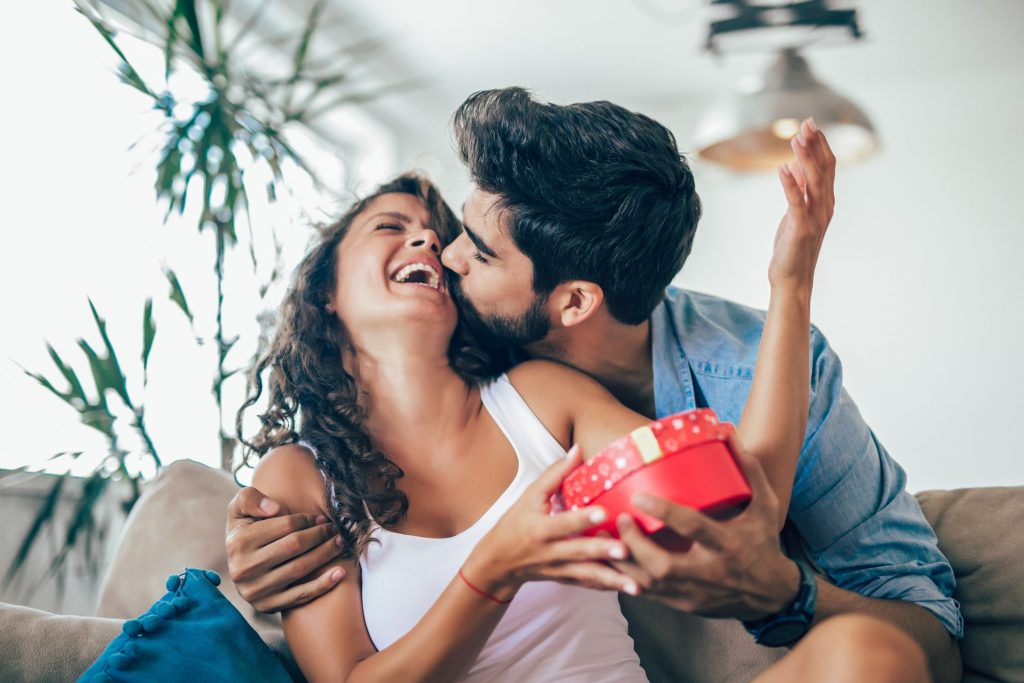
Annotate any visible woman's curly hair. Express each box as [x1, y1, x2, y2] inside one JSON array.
[[237, 173, 510, 559]]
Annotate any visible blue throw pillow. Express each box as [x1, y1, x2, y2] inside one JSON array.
[[78, 568, 293, 682]]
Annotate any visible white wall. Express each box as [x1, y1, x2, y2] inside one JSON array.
[[380, 65, 1024, 494], [659, 64, 1024, 492]]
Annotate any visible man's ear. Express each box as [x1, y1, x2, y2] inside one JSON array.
[[551, 281, 604, 328]]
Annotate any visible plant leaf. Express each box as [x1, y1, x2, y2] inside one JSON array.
[[4, 475, 66, 586], [163, 267, 194, 325], [87, 299, 132, 408], [142, 297, 156, 378]]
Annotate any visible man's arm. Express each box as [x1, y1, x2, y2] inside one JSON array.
[[613, 433, 962, 683]]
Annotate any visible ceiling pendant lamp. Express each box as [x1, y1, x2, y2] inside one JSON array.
[[695, 47, 878, 171]]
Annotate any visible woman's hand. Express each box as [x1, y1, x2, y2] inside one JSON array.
[[462, 445, 638, 601], [768, 118, 837, 295]]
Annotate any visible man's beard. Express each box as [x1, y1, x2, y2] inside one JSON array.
[[448, 273, 550, 349]]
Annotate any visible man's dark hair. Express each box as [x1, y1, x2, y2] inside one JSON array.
[[452, 87, 702, 325]]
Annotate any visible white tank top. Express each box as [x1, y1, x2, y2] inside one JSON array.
[[356, 374, 648, 682]]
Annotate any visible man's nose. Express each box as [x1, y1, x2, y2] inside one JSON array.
[[441, 234, 468, 274], [408, 230, 441, 255]]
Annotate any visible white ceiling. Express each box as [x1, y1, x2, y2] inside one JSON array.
[[324, 0, 1024, 155]]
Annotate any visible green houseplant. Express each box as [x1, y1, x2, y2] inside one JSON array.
[[7, 0, 394, 593]]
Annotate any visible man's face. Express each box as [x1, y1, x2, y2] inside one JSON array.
[[440, 187, 550, 347]]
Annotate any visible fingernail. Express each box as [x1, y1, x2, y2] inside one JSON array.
[[779, 164, 791, 176], [315, 515, 328, 525], [588, 507, 607, 524], [794, 134, 807, 148], [335, 535, 343, 547], [259, 498, 278, 514], [330, 568, 344, 582], [617, 513, 633, 530], [807, 117, 818, 132], [609, 545, 627, 560], [633, 494, 655, 512], [623, 581, 639, 596], [566, 444, 580, 459]]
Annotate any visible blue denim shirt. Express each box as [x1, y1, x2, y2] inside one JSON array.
[[652, 287, 963, 638]]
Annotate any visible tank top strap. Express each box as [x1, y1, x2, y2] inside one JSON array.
[[479, 373, 568, 470]]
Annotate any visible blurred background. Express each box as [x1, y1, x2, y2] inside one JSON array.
[[1, 0, 1021, 614]]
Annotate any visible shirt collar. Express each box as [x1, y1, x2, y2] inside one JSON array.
[[651, 294, 697, 418]]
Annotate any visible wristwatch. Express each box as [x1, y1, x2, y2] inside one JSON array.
[[741, 560, 817, 647]]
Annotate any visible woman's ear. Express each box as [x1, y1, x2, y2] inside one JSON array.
[[553, 281, 604, 328]]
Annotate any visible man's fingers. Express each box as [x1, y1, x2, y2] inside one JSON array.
[[725, 432, 778, 517], [609, 558, 654, 591], [250, 522, 341, 575], [616, 513, 677, 581], [251, 565, 346, 613], [232, 512, 327, 552], [227, 487, 280, 524], [631, 494, 728, 551]]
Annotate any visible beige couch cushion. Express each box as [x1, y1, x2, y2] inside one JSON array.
[[917, 487, 1024, 683], [0, 603, 121, 682], [3, 460, 1021, 683], [95, 459, 301, 680]]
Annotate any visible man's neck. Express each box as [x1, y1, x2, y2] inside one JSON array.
[[527, 316, 656, 418]]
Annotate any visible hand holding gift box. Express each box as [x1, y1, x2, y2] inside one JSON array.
[[555, 409, 751, 550]]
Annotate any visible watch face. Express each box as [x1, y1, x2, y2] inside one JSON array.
[[760, 618, 809, 647]]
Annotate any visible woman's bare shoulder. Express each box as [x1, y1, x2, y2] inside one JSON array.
[[507, 359, 608, 400], [252, 442, 329, 515]]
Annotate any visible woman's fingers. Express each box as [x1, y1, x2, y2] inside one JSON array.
[[530, 444, 582, 505], [791, 133, 823, 206], [539, 561, 640, 594], [778, 164, 806, 212], [544, 536, 629, 564], [543, 505, 609, 539]]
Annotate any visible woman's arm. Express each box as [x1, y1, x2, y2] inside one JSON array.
[[737, 123, 835, 525], [253, 444, 628, 683]]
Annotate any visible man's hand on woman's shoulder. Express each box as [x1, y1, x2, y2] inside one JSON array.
[[226, 480, 347, 613]]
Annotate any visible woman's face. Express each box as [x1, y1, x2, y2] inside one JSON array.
[[329, 192, 457, 347]]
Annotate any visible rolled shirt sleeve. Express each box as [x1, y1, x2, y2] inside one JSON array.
[[789, 327, 964, 638]]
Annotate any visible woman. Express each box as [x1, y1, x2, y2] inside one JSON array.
[[238, 156, 824, 682]]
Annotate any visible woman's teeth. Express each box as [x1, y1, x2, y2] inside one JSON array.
[[391, 263, 441, 290]]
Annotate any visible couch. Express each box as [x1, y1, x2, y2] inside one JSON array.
[[1, 459, 1021, 682]]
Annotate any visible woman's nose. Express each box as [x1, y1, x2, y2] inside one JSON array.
[[408, 230, 441, 254]]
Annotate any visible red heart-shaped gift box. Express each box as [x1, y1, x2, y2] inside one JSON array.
[[555, 409, 751, 549]]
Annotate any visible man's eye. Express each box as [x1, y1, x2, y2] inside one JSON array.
[[472, 251, 488, 264], [376, 223, 403, 231]]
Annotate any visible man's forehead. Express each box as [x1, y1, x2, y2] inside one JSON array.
[[463, 191, 509, 238]]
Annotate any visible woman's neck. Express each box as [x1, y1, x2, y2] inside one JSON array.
[[352, 345, 480, 475]]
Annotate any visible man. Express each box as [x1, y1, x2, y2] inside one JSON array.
[[226, 89, 961, 681]]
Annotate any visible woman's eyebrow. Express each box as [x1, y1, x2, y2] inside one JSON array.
[[363, 211, 412, 225]]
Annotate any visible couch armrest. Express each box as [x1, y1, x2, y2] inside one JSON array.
[[0, 602, 122, 681]]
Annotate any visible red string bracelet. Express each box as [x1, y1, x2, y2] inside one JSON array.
[[458, 567, 513, 605]]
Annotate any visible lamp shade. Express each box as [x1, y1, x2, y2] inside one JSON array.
[[695, 48, 878, 171]]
